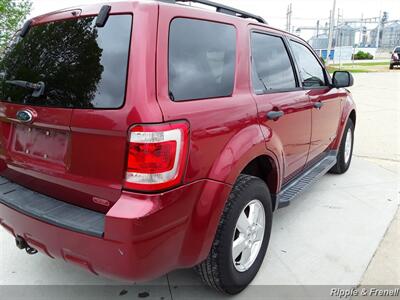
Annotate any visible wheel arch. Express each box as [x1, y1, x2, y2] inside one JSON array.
[[240, 155, 280, 211], [208, 124, 281, 188], [332, 95, 357, 150], [349, 109, 356, 127], [183, 125, 281, 266]]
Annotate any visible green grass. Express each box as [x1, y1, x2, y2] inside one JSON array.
[[342, 61, 389, 67], [327, 68, 371, 74], [326, 60, 391, 73], [327, 65, 371, 73]]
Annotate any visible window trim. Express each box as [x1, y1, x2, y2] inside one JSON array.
[[249, 29, 302, 96], [167, 17, 238, 102], [287, 38, 332, 90]]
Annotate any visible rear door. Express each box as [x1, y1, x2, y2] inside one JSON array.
[[0, 11, 134, 212], [250, 29, 313, 182]]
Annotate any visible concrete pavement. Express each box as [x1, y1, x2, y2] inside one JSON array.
[[361, 209, 400, 285], [350, 72, 400, 172], [350, 72, 400, 288]]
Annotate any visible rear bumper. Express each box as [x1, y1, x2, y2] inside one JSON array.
[[0, 179, 231, 281]]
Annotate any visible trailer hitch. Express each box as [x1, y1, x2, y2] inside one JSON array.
[[15, 236, 38, 255]]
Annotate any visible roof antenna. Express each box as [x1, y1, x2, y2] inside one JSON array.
[[96, 5, 112, 27]]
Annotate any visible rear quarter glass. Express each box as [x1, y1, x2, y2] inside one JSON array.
[[0, 15, 132, 109]]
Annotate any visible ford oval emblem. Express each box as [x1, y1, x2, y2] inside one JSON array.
[[16, 110, 33, 123]]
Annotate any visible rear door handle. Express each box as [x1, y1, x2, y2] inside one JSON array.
[[267, 111, 284, 120], [314, 102, 324, 109]]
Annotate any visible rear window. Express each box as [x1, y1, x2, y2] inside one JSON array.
[[169, 18, 236, 101], [395, 47, 400, 53], [0, 15, 132, 109]]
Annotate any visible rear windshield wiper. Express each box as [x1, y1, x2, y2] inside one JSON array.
[[5, 80, 45, 97]]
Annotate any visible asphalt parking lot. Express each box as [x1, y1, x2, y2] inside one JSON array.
[[0, 72, 399, 300]]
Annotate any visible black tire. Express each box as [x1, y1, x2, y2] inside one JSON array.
[[330, 118, 355, 174], [195, 174, 273, 295], [390, 64, 394, 70]]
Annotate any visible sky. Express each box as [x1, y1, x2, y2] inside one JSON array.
[[28, 0, 400, 40]]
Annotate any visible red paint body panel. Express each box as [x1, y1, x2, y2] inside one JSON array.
[[332, 93, 357, 150], [0, 1, 356, 282], [306, 88, 344, 163], [254, 90, 312, 181]]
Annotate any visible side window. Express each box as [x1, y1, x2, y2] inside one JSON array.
[[251, 32, 297, 93], [289, 41, 326, 88], [169, 18, 236, 101]]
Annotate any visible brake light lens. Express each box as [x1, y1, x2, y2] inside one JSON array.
[[124, 122, 189, 192], [128, 141, 177, 174]]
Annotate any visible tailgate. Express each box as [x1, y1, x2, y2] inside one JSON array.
[[0, 12, 134, 212]]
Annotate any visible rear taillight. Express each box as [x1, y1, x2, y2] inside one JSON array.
[[124, 122, 189, 192]]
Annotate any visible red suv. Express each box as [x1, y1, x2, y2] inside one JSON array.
[[0, 0, 356, 294]]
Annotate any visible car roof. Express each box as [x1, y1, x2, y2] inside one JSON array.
[[29, 0, 304, 42]]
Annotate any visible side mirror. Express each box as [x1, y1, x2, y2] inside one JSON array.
[[333, 71, 354, 88]]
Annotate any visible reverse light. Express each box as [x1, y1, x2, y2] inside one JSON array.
[[124, 122, 189, 192]]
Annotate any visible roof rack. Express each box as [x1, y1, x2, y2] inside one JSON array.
[[159, 0, 267, 24]]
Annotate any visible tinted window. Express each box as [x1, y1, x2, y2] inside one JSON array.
[[0, 15, 132, 109], [290, 41, 326, 88], [251, 33, 296, 93], [169, 18, 236, 101], [395, 47, 400, 53]]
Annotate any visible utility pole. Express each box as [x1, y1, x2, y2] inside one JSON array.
[[375, 11, 382, 49], [316, 20, 321, 57], [337, 9, 343, 68], [359, 14, 364, 46], [286, 3, 292, 33], [286, 5, 289, 31], [326, 0, 337, 65]]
